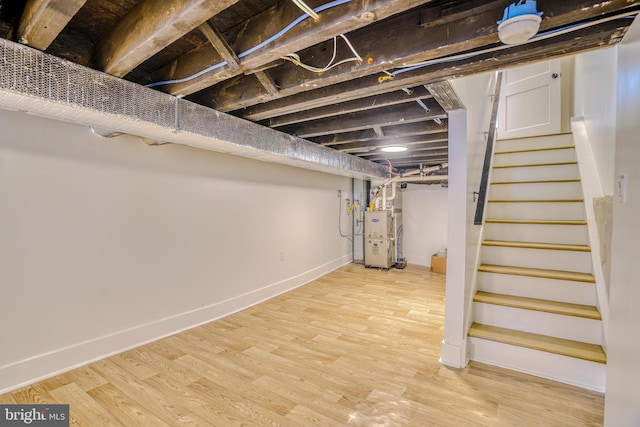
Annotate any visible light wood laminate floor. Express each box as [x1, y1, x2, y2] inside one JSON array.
[[0, 264, 604, 426]]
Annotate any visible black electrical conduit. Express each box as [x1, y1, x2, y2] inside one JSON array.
[[474, 71, 503, 225]]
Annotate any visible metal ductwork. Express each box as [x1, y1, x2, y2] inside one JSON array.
[[0, 38, 388, 180]]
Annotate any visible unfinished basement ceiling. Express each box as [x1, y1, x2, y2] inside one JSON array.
[[0, 0, 638, 173]]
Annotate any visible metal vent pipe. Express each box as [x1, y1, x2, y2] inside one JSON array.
[[0, 38, 388, 180]]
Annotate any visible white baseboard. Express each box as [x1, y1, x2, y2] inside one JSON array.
[[0, 255, 351, 394], [439, 338, 469, 369]]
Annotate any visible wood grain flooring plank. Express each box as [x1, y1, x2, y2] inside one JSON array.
[[48, 382, 122, 427], [10, 382, 57, 405], [188, 377, 299, 427], [144, 373, 254, 426], [37, 375, 72, 393], [127, 348, 202, 386], [110, 350, 160, 381], [88, 359, 208, 426], [62, 366, 109, 392], [170, 329, 227, 355], [0, 393, 17, 404], [174, 354, 298, 416], [0, 264, 603, 425], [87, 383, 170, 427]]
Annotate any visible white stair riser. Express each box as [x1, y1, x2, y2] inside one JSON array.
[[477, 271, 596, 305], [493, 148, 576, 167], [495, 134, 574, 152], [473, 302, 602, 344], [491, 164, 579, 182], [489, 182, 583, 200], [469, 337, 606, 392], [481, 246, 592, 273], [486, 201, 585, 221], [483, 223, 589, 245]]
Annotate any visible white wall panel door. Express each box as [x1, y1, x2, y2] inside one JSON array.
[[498, 59, 562, 139]]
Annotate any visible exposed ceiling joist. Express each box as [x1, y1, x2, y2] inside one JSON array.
[[226, 16, 631, 122], [426, 82, 465, 112], [158, 0, 434, 96], [4, 0, 638, 173], [209, 0, 636, 113], [94, 0, 241, 77], [278, 100, 446, 138], [17, 0, 86, 50], [253, 70, 280, 96], [333, 133, 449, 152], [314, 121, 449, 146], [263, 86, 433, 126], [198, 22, 241, 70]]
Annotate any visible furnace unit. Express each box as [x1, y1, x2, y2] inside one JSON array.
[[364, 210, 393, 269]]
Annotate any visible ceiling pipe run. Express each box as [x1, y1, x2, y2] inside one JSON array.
[[373, 163, 448, 209], [0, 38, 388, 180]]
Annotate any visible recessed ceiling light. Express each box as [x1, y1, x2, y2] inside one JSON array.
[[380, 146, 408, 153]]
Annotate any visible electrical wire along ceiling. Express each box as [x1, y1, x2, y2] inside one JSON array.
[[0, 0, 638, 175]]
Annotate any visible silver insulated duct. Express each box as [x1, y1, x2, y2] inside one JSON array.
[[0, 38, 388, 179]]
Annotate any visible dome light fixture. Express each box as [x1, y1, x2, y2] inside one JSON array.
[[498, 0, 543, 45], [380, 146, 408, 153]]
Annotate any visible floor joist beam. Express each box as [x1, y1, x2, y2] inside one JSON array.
[[154, 0, 434, 96], [17, 0, 87, 50], [94, 0, 240, 77]]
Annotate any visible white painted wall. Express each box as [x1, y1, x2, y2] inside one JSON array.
[[574, 47, 618, 195], [441, 72, 496, 368], [0, 109, 353, 393], [401, 185, 448, 267], [604, 16, 640, 427]]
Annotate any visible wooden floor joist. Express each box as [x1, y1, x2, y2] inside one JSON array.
[[474, 291, 601, 320], [469, 323, 606, 364]]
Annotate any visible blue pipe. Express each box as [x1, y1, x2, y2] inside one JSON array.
[[146, 0, 352, 88]]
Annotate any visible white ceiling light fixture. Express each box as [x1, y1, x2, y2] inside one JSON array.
[[381, 146, 408, 153], [498, 0, 543, 45]]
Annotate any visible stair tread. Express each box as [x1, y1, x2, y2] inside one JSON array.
[[483, 240, 591, 252], [485, 219, 587, 225], [493, 161, 577, 169], [478, 264, 595, 283], [468, 323, 606, 363], [495, 145, 575, 155], [474, 291, 601, 319], [491, 179, 580, 185], [496, 132, 573, 142], [488, 199, 583, 203]]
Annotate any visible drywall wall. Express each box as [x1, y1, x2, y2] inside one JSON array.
[[441, 72, 496, 368], [574, 47, 618, 195], [401, 185, 448, 267], [0, 109, 352, 392], [604, 16, 640, 427]]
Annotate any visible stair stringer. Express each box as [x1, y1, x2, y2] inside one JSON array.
[[572, 117, 610, 351]]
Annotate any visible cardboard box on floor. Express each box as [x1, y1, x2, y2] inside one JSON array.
[[430, 254, 446, 274]]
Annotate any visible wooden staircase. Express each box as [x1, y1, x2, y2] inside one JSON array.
[[468, 133, 606, 391]]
